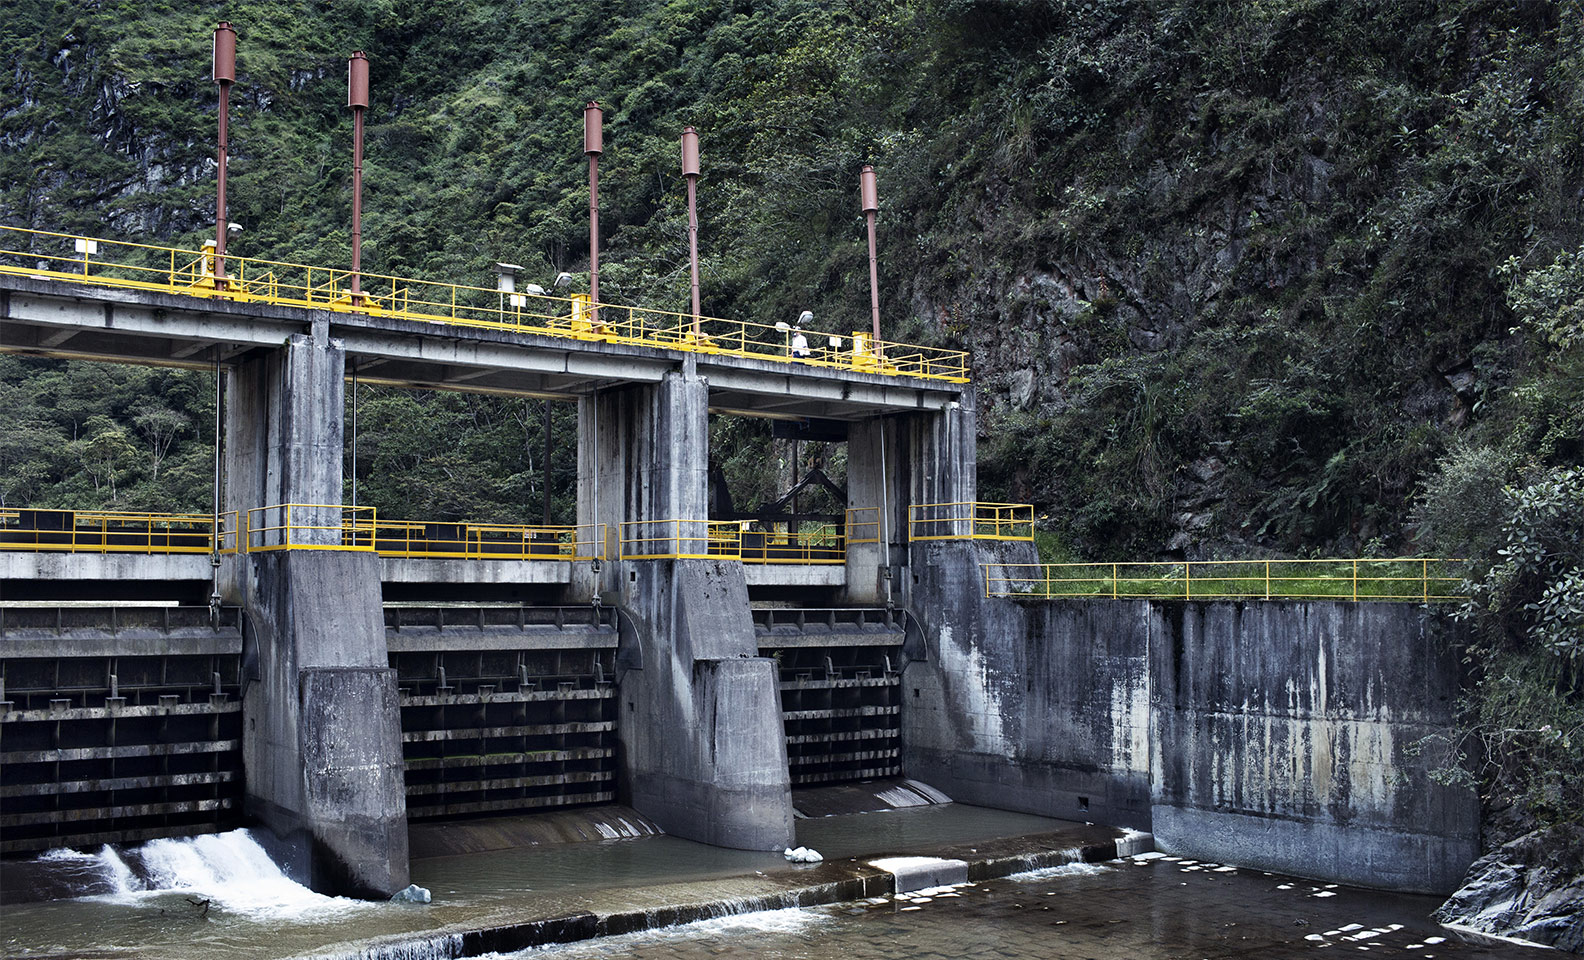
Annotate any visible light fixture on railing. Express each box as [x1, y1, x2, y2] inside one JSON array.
[[522, 272, 573, 297]]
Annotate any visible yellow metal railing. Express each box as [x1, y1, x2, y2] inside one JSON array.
[[0, 508, 216, 554], [738, 522, 846, 565], [620, 519, 742, 560], [844, 507, 881, 546], [983, 559, 1466, 602], [244, 504, 377, 553], [0, 224, 970, 383], [369, 520, 605, 561], [909, 502, 1034, 542]]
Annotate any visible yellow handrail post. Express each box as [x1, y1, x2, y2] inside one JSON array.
[[1352, 558, 1358, 602], [1112, 562, 1118, 600], [1423, 558, 1429, 603], [1185, 561, 1192, 599], [1265, 559, 1271, 600]]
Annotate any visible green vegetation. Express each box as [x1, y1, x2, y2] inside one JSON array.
[[1, 0, 1580, 840]]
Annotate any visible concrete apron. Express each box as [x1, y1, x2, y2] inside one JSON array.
[[331, 826, 1145, 959]]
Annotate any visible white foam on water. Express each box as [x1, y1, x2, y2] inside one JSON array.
[[129, 829, 364, 920], [593, 822, 620, 840], [1006, 862, 1110, 881], [875, 784, 933, 809], [34, 843, 141, 896], [901, 779, 954, 804], [1313, 890, 1338, 898], [484, 906, 832, 957]]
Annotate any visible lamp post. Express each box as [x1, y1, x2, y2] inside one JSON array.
[[584, 102, 603, 326], [348, 51, 370, 305], [681, 126, 701, 337], [861, 164, 880, 343], [212, 22, 236, 289]]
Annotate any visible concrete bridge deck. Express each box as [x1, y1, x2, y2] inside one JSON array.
[[0, 275, 963, 420]]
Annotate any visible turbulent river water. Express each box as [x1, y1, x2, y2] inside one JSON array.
[[0, 805, 1549, 960]]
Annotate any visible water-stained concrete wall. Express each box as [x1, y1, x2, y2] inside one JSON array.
[[902, 565, 1152, 831], [903, 567, 1477, 894], [1149, 601, 1477, 894]]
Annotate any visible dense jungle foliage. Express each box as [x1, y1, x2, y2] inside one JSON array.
[[1, 1, 1580, 839]]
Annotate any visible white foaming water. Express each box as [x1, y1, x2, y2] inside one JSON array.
[[1007, 861, 1111, 881], [36, 829, 366, 921], [132, 830, 363, 919], [476, 907, 830, 958]]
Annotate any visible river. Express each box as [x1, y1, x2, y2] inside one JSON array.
[[0, 805, 1548, 960]]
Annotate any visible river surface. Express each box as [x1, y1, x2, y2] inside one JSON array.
[[489, 856, 1550, 960], [0, 805, 1548, 960]]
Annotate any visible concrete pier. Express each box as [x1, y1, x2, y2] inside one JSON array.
[[223, 329, 409, 897], [579, 363, 794, 850]]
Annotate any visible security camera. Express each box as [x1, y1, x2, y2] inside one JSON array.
[[553, 272, 573, 290]]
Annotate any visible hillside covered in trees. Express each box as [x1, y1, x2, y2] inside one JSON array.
[[2, 0, 1581, 896]]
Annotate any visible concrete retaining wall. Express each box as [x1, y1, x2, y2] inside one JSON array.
[[904, 559, 1478, 894], [1150, 601, 1478, 893]]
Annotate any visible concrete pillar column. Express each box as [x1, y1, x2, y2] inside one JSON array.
[[576, 362, 794, 851], [895, 387, 1043, 815], [842, 416, 903, 606], [223, 327, 408, 898]]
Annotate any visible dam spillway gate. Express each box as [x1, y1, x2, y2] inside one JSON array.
[[385, 605, 619, 820], [754, 607, 905, 787], [0, 606, 244, 856]]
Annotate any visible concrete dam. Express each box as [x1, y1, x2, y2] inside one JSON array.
[[0, 271, 1477, 899]]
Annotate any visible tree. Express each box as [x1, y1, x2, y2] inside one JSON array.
[[133, 405, 190, 482], [72, 416, 139, 502]]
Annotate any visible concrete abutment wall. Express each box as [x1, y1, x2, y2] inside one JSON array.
[[902, 569, 1479, 894], [578, 363, 794, 850]]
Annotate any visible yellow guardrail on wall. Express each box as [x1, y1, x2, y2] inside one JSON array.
[[844, 507, 881, 546], [0, 508, 217, 554], [369, 520, 605, 561], [0, 224, 970, 383], [737, 522, 846, 565], [244, 503, 377, 552], [620, 519, 742, 560], [909, 502, 1034, 542], [983, 559, 1465, 602]]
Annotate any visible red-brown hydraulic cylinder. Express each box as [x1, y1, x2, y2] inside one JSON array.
[[212, 22, 236, 288], [861, 164, 881, 341], [681, 125, 701, 336], [585, 102, 603, 324], [348, 51, 370, 304]]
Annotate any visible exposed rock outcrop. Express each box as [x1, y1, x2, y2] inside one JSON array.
[[1434, 827, 1584, 953]]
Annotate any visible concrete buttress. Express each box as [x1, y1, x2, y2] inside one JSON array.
[[224, 327, 409, 897]]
